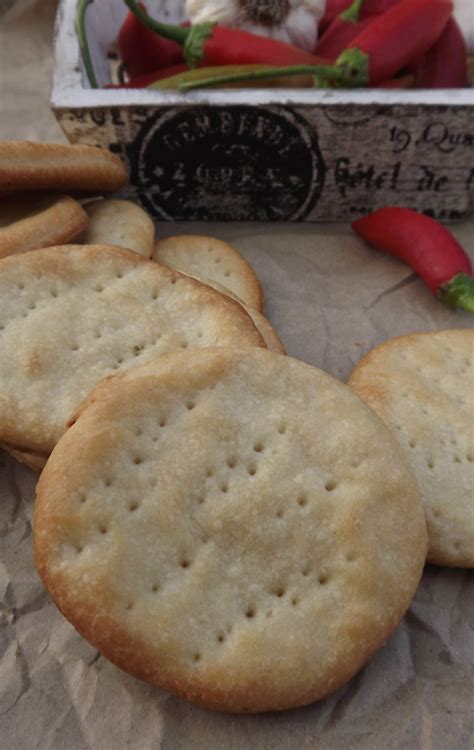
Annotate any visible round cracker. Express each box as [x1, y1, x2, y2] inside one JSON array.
[[34, 347, 427, 713], [348, 329, 474, 568], [183, 275, 285, 354], [0, 194, 88, 258], [0, 141, 127, 194], [0, 245, 264, 455], [81, 199, 155, 259], [0, 442, 47, 472], [153, 235, 264, 311]]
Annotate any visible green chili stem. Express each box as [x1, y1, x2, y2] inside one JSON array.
[[179, 63, 344, 91], [76, 0, 98, 88], [122, 0, 214, 66], [122, 0, 189, 44], [438, 273, 474, 314], [340, 0, 365, 23]]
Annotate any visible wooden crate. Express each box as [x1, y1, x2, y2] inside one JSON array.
[[52, 0, 474, 222]]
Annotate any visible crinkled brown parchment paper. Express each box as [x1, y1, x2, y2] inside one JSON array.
[[0, 4, 473, 748]]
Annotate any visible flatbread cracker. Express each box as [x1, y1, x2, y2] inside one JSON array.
[[81, 200, 155, 259], [348, 329, 474, 568], [0, 194, 88, 258], [184, 275, 285, 354], [35, 347, 427, 713], [153, 235, 264, 311], [0, 141, 127, 193], [0, 245, 264, 455], [0, 443, 47, 472]]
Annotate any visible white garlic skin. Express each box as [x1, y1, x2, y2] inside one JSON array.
[[185, 0, 326, 53]]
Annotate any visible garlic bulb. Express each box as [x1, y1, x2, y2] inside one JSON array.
[[185, 0, 326, 53]]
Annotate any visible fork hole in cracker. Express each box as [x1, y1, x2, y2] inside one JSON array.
[[245, 606, 256, 619], [302, 564, 312, 577], [180, 558, 190, 569], [99, 524, 108, 535], [226, 456, 237, 468], [128, 501, 140, 512], [247, 464, 257, 476], [325, 480, 337, 492], [253, 441, 264, 453], [186, 401, 195, 411], [297, 493, 308, 508], [151, 583, 160, 593], [319, 574, 329, 586], [291, 596, 299, 607], [278, 422, 286, 435], [272, 586, 286, 598], [453, 455, 462, 464], [220, 482, 229, 493]]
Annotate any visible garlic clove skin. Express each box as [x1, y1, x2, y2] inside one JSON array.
[[185, 0, 326, 53]]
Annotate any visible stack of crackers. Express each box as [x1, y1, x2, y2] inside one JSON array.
[[0, 141, 472, 713]]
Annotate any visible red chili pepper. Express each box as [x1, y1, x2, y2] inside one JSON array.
[[320, 0, 400, 31], [410, 18, 468, 88], [122, 0, 328, 69], [105, 64, 188, 88], [118, 4, 184, 77], [315, 0, 373, 60], [353, 208, 474, 313], [358, 0, 401, 17], [336, 0, 453, 86], [320, 0, 354, 31], [373, 74, 414, 89]]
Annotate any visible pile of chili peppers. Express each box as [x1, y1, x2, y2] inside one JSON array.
[[77, 0, 469, 90]]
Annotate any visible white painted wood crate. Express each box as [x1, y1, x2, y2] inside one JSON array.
[[52, 0, 474, 222]]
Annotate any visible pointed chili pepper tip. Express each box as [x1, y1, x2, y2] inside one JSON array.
[[438, 273, 474, 314]]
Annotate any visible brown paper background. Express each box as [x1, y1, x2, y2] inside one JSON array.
[[0, 3, 473, 748]]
